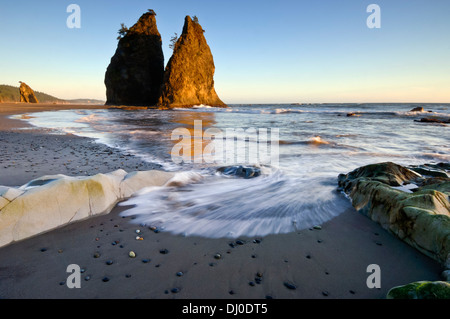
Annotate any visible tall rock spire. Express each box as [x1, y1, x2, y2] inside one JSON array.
[[158, 16, 226, 108], [105, 10, 164, 106], [19, 82, 39, 103]]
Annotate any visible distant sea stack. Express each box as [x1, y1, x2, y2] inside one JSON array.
[[19, 82, 39, 103], [158, 16, 226, 109], [105, 10, 164, 106]]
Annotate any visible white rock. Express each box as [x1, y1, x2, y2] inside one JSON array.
[[120, 170, 175, 198], [0, 186, 24, 201], [0, 169, 180, 248], [0, 196, 9, 210]]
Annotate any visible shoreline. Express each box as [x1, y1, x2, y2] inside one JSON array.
[[0, 103, 445, 299], [0, 103, 161, 186]]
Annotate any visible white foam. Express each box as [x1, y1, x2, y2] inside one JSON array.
[[391, 183, 419, 193], [119, 168, 351, 238]]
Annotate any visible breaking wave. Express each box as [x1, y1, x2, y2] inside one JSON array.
[[119, 166, 351, 238]]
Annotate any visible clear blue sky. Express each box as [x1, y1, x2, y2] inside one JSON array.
[[1, 0, 449, 103]]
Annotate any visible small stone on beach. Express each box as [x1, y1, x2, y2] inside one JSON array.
[[284, 282, 297, 290]]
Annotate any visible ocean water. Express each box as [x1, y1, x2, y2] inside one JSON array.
[[17, 103, 450, 238]]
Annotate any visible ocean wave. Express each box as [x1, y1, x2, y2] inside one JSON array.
[[119, 167, 351, 238], [280, 136, 343, 147], [421, 152, 450, 161], [279, 136, 330, 146], [192, 104, 214, 109], [75, 113, 109, 123], [127, 129, 160, 136], [172, 106, 450, 119]]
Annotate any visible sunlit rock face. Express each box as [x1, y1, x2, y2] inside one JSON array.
[[19, 82, 39, 103], [158, 16, 226, 109]]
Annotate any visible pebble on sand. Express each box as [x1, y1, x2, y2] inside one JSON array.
[[129, 251, 136, 258], [284, 282, 297, 290]]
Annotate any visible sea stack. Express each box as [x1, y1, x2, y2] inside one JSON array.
[[158, 16, 226, 108], [105, 10, 164, 106], [19, 82, 39, 103]]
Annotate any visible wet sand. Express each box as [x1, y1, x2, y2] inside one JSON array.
[[0, 103, 444, 299]]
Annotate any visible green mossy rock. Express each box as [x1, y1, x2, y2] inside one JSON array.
[[387, 281, 450, 299], [338, 162, 450, 265]]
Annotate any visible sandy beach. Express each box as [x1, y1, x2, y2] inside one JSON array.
[[0, 103, 444, 300]]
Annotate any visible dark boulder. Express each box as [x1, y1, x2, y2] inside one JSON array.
[[217, 165, 261, 179], [105, 10, 164, 106]]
